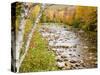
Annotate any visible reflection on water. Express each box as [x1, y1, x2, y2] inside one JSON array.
[[39, 23, 97, 70]]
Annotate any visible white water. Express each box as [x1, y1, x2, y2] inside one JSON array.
[[39, 23, 97, 70]]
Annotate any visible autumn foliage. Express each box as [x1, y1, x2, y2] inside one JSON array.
[[41, 5, 97, 31]]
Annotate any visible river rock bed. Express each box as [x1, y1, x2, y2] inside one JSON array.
[[39, 23, 97, 70]]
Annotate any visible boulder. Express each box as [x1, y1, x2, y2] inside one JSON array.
[[83, 46, 88, 49], [65, 61, 71, 69], [61, 52, 68, 58], [69, 60, 77, 63], [55, 56, 63, 62], [57, 62, 65, 68], [64, 58, 68, 61]]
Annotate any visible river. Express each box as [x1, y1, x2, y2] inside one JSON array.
[[39, 23, 97, 70]]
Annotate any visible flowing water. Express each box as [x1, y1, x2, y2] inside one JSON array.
[[39, 23, 97, 70]]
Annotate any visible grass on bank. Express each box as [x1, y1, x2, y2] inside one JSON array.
[[19, 25, 58, 72]]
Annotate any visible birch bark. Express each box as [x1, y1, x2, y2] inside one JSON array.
[[16, 3, 29, 72], [17, 4, 46, 72]]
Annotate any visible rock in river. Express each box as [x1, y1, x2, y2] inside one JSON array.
[[57, 62, 65, 68], [55, 56, 63, 62]]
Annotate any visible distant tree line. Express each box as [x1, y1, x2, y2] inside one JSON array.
[[41, 5, 97, 32]]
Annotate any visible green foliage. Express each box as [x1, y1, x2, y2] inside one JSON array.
[[17, 4, 41, 58], [16, 4, 58, 72], [16, 3, 22, 16], [19, 19, 33, 58], [75, 6, 97, 31], [19, 26, 58, 72], [81, 24, 88, 31], [41, 12, 47, 22], [72, 18, 81, 28]]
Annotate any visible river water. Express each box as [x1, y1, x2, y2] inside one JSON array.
[[39, 23, 97, 70]]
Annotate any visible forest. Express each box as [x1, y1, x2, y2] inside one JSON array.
[[11, 2, 97, 72]]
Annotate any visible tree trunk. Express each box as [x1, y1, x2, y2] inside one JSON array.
[[16, 3, 30, 72], [17, 4, 46, 72]]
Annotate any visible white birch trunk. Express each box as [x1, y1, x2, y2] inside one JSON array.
[[16, 3, 29, 72], [18, 4, 46, 72]]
